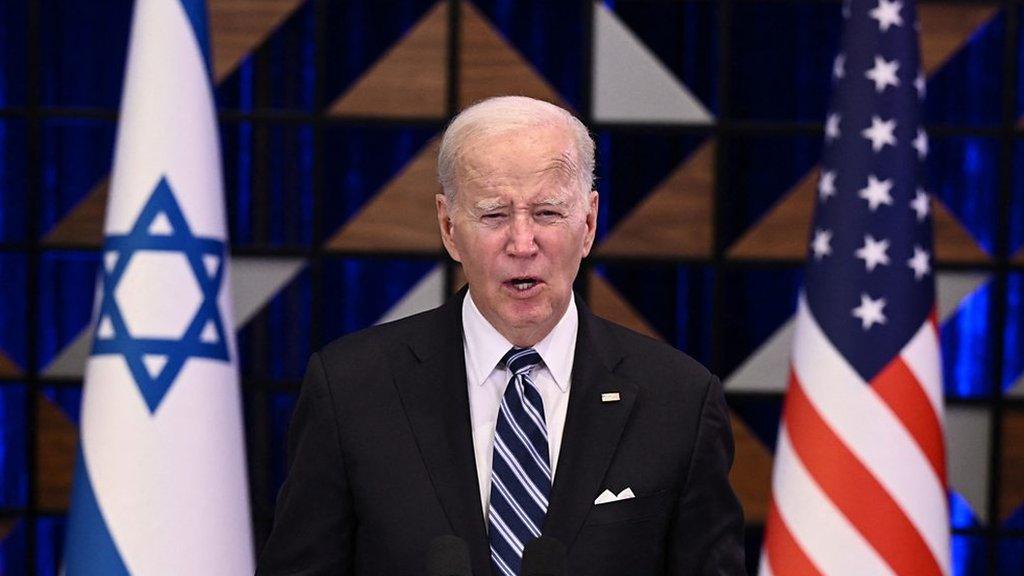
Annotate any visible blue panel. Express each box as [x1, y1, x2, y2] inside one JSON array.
[[37, 516, 67, 576], [927, 10, 1002, 125], [319, 258, 437, 345], [270, 392, 298, 497], [718, 267, 802, 378], [727, 395, 783, 453], [594, 130, 708, 241], [1005, 273, 1024, 391], [322, 0, 436, 109], [472, 0, 585, 110], [942, 279, 995, 398], [38, 251, 101, 370], [39, 0, 133, 107], [604, 0, 717, 115], [952, 534, 988, 576], [320, 125, 437, 244], [720, 134, 822, 250], [0, 384, 28, 508], [0, 254, 29, 370], [1010, 141, 1024, 256], [730, 2, 841, 121], [950, 491, 981, 530], [221, 121, 314, 246], [42, 387, 83, 426], [594, 264, 714, 367], [998, 538, 1024, 576], [0, 120, 29, 242], [216, 3, 315, 112], [39, 119, 117, 240], [0, 517, 27, 576], [928, 137, 998, 256], [0, 0, 27, 106], [237, 267, 312, 381]]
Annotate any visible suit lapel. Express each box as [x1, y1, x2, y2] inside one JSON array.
[[392, 292, 492, 575], [543, 300, 638, 550]]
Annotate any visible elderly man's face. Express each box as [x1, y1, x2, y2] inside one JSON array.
[[436, 123, 598, 347]]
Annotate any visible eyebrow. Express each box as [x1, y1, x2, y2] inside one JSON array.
[[473, 197, 507, 212]]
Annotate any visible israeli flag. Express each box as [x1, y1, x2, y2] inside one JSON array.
[[63, 0, 254, 573]]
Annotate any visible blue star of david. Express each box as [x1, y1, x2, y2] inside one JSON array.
[[92, 177, 230, 413]]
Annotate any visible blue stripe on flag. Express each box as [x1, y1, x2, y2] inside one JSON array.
[[63, 446, 130, 575], [177, 0, 212, 70]]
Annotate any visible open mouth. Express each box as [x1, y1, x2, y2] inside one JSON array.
[[506, 277, 541, 292]]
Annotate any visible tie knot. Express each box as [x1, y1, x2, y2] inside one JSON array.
[[502, 347, 542, 376]]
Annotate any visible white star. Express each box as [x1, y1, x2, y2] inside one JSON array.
[[914, 71, 927, 99], [862, 115, 897, 152], [913, 128, 929, 159], [865, 55, 901, 92], [833, 53, 847, 79], [911, 188, 930, 221], [855, 234, 891, 271], [852, 293, 888, 330], [825, 113, 841, 142], [811, 228, 833, 260], [869, 0, 904, 32], [859, 174, 894, 211], [818, 170, 837, 201], [907, 245, 931, 280]]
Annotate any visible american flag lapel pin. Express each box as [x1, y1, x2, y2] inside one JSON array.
[[601, 392, 620, 403]]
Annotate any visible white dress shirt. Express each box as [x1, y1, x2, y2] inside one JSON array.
[[462, 291, 578, 519]]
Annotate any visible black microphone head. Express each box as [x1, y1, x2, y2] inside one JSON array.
[[426, 535, 472, 576], [521, 536, 567, 576]]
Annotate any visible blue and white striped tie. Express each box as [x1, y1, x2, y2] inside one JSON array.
[[488, 347, 550, 576]]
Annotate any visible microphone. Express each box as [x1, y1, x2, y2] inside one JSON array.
[[426, 535, 472, 576], [521, 536, 567, 576]]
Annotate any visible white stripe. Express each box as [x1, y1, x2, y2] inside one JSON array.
[[499, 395, 551, 478], [792, 295, 951, 575], [772, 428, 895, 576], [490, 550, 517, 576], [901, 319, 944, 420], [489, 509, 525, 554], [518, 376, 549, 439], [492, 475, 542, 537], [494, 437, 548, 508]]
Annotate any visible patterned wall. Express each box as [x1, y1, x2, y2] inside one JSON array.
[[0, 1, 1022, 574]]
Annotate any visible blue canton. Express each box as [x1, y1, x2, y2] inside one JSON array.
[[92, 177, 230, 413], [806, 0, 935, 381]]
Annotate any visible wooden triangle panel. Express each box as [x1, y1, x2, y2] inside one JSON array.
[[727, 166, 991, 264], [42, 179, 108, 247], [328, 1, 447, 118], [1013, 245, 1024, 265], [325, 137, 445, 253], [37, 395, 77, 511], [999, 410, 1024, 522], [598, 139, 715, 259], [919, 5, 1000, 75], [209, 0, 307, 82], [458, 1, 566, 110], [0, 349, 22, 378], [0, 518, 18, 542], [586, 271, 661, 340], [729, 416, 773, 523]]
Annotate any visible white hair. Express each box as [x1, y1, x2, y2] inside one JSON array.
[[437, 96, 595, 204]]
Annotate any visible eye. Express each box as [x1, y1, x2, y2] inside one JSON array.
[[481, 212, 506, 222], [536, 209, 565, 220]]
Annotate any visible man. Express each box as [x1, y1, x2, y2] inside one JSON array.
[[258, 96, 745, 575]]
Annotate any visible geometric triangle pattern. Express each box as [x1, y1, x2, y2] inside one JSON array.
[[208, 0, 307, 82], [36, 394, 77, 511], [0, 350, 22, 378]]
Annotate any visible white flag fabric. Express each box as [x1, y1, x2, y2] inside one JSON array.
[[63, 0, 254, 573]]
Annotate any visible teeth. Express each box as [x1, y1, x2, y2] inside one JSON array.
[[512, 280, 536, 291]]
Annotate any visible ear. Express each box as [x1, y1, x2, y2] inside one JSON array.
[[581, 190, 599, 257], [436, 193, 462, 262]]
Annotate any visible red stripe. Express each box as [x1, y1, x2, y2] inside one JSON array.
[[871, 356, 947, 487], [763, 497, 823, 576], [783, 372, 943, 576]]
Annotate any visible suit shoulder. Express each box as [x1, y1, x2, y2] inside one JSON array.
[[593, 314, 713, 389]]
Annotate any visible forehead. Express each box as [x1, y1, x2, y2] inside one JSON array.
[[455, 124, 577, 193]]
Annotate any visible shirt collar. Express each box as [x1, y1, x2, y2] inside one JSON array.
[[462, 290, 577, 393]]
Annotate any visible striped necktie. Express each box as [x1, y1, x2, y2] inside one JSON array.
[[488, 347, 550, 576]]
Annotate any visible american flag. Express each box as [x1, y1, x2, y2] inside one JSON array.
[[760, 1, 950, 575]]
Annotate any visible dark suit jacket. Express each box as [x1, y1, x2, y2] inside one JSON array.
[[257, 291, 745, 575]]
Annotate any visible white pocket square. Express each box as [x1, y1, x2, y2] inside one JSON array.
[[594, 487, 635, 505]]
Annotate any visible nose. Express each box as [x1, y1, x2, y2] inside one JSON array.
[[505, 212, 538, 257]]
